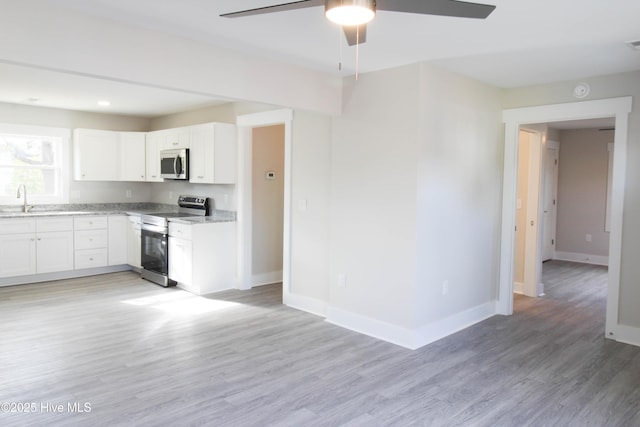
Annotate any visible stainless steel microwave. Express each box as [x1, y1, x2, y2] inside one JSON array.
[[160, 148, 189, 180]]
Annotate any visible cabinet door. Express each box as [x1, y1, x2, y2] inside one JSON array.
[[189, 124, 214, 183], [119, 132, 146, 181], [189, 123, 237, 184], [0, 233, 36, 277], [37, 231, 74, 274], [126, 216, 141, 268], [146, 131, 164, 182], [108, 215, 128, 266], [73, 129, 119, 181], [162, 127, 190, 150], [168, 236, 192, 286]]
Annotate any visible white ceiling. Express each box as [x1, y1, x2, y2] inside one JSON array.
[[3, 0, 640, 116]]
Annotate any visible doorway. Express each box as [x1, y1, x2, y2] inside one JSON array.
[[498, 97, 631, 341], [251, 124, 285, 287], [236, 109, 293, 302]]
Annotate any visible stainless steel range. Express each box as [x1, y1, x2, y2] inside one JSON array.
[[140, 195, 211, 287]]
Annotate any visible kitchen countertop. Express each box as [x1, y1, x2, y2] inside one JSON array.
[[0, 203, 236, 223]]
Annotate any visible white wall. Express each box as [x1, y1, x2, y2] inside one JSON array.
[[556, 128, 612, 257], [289, 111, 332, 305], [415, 64, 503, 327], [330, 64, 421, 330], [0, 101, 152, 204], [502, 70, 640, 331]]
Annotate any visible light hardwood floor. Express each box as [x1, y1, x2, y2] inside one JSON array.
[[1, 261, 639, 426]]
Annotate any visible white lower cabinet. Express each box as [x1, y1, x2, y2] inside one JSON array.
[[168, 221, 236, 295], [168, 235, 192, 286], [0, 233, 37, 277], [108, 215, 128, 266], [36, 231, 74, 274], [126, 215, 141, 268], [0, 217, 73, 277], [74, 216, 108, 269]]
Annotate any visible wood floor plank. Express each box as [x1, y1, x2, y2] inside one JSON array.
[[1, 261, 639, 426]]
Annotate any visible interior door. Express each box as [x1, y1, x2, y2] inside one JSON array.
[[542, 140, 559, 261]]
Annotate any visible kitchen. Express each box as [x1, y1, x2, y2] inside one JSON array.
[[0, 90, 285, 297]]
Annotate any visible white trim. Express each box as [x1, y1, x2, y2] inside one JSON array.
[[326, 302, 497, 350], [412, 302, 497, 350], [514, 281, 524, 294], [284, 293, 327, 318], [236, 110, 293, 305], [554, 251, 609, 266], [0, 123, 70, 205], [251, 270, 283, 287], [0, 264, 131, 287], [499, 97, 632, 342], [326, 306, 416, 349], [613, 325, 640, 347]]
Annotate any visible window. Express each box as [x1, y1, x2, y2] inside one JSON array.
[[0, 124, 69, 205]]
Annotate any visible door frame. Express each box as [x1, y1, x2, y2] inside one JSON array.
[[541, 139, 559, 263], [236, 109, 293, 302], [497, 97, 632, 341]]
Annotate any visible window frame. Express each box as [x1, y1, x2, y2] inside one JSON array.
[[0, 123, 70, 205]]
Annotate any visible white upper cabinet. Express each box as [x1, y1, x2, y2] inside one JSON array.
[[74, 129, 119, 181], [162, 127, 190, 150], [119, 132, 146, 182], [189, 123, 237, 184], [75, 129, 146, 182], [145, 131, 164, 182], [75, 123, 236, 184]]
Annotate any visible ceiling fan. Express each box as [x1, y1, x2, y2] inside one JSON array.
[[221, 0, 496, 46]]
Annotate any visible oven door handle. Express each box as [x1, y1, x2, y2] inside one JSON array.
[[141, 223, 168, 235]]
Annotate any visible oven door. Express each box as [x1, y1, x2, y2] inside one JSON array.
[[141, 223, 169, 276]]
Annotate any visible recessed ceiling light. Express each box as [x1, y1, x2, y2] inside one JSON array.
[[97, 100, 111, 107]]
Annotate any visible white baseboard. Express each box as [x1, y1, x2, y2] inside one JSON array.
[[284, 292, 327, 318], [325, 301, 497, 350], [412, 301, 497, 349], [554, 251, 609, 266], [514, 281, 524, 294], [326, 306, 416, 349], [251, 270, 283, 287], [612, 324, 640, 347], [0, 264, 132, 287]]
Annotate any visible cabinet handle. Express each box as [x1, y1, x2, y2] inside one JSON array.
[[37, 238, 41, 241], [197, 175, 204, 179], [89, 257, 94, 261]]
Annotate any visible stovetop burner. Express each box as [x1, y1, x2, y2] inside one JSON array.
[[141, 195, 211, 227]]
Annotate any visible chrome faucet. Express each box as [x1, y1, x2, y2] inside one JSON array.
[[16, 184, 33, 213]]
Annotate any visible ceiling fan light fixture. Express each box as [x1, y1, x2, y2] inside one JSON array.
[[325, 0, 375, 26]]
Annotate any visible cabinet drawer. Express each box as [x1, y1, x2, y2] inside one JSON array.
[[75, 248, 108, 269], [75, 229, 108, 250], [169, 222, 192, 240], [0, 218, 36, 234], [36, 217, 73, 232], [74, 216, 108, 230]]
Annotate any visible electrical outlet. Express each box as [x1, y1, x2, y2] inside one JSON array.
[[338, 273, 346, 288], [586, 234, 592, 242], [168, 191, 173, 201], [125, 189, 132, 198], [442, 280, 449, 296]]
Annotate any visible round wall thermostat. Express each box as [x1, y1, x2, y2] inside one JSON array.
[[573, 82, 590, 99]]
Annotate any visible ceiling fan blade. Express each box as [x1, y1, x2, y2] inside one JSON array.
[[376, 0, 496, 19], [343, 25, 367, 46], [221, 0, 324, 18]]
